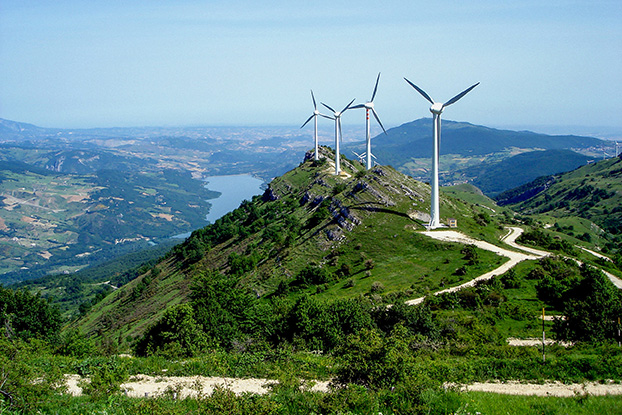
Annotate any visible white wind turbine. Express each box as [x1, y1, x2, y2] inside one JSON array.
[[352, 150, 376, 166], [404, 78, 479, 229], [301, 90, 325, 161], [351, 73, 387, 170], [321, 99, 355, 175]]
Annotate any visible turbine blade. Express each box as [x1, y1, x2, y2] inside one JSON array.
[[371, 108, 387, 134], [338, 118, 343, 142], [341, 98, 356, 114], [443, 82, 480, 108], [349, 104, 365, 109], [404, 78, 434, 105], [320, 114, 335, 120], [371, 72, 380, 102], [311, 90, 317, 110], [301, 114, 314, 129], [321, 102, 335, 113]]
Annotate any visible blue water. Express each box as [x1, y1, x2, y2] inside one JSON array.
[[203, 174, 265, 224], [172, 174, 264, 239]]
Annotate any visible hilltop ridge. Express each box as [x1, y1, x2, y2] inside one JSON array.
[[73, 147, 507, 343]]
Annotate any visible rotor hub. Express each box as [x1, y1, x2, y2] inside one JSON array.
[[430, 103, 444, 114]]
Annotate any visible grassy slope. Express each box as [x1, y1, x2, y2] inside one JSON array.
[[73, 148, 508, 342], [501, 155, 622, 257]]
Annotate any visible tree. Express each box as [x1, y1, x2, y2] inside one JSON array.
[[554, 265, 622, 342], [135, 303, 207, 357], [461, 245, 479, 265], [0, 287, 62, 341]]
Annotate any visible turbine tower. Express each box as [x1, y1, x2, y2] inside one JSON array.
[[301, 90, 325, 161], [351, 73, 387, 170], [405, 78, 479, 229], [321, 99, 355, 175]]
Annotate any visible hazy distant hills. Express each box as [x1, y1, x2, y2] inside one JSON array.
[[354, 118, 605, 196], [372, 118, 603, 159], [0, 118, 60, 140], [465, 149, 593, 196]]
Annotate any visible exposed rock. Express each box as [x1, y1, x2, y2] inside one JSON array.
[[262, 187, 279, 201]]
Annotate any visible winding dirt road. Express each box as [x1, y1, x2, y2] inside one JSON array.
[[405, 227, 544, 306], [406, 226, 622, 306]]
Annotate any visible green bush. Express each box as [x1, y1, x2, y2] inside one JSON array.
[[79, 357, 128, 400], [135, 304, 208, 357]]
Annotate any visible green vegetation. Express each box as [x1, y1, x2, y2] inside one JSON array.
[[2, 252, 622, 413], [499, 156, 622, 256], [2, 144, 622, 412], [0, 156, 218, 283]]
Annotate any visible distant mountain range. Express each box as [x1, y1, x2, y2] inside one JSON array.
[[2, 116, 609, 199], [345, 118, 606, 196], [465, 149, 593, 196], [369, 118, 602, 159]]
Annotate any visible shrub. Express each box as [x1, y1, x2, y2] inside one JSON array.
[[79, 357, 128, 400], [332, 183, 347, 195], [294, 264, 332, 286], [500, 268, 523, 289], [134, 304, 208, 357], [371, 281, 385, 293]]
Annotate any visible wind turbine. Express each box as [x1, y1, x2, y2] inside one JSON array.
[[352, 150, 376, 166], [352, 151, 365, 164], [301, 90, 324, 161], [351, 73, 387, 170], [404, 78, 479, 229], [321, 99, 355, 175]]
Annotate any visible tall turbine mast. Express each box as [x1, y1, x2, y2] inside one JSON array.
[[405, 78, 479, 229], [301, 90, 326, 161], [351, 73, 387, 169], [321, 99, 355, 175]]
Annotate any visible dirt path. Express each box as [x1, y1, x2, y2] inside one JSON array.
[[458, 380, 622, 397], [65, 374, 622, 398], [406, 226, 622, 307], [65, 374, 329, 398], [405, 227, 543, 306]]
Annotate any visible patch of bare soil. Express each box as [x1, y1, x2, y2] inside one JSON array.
[[458, 380, 622, 397], [65, 375, 330, 398]]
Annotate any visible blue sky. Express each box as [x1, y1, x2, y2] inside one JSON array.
[[1, 1, 620, 135]]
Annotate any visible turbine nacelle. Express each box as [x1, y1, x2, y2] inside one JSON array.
[[430, 103, 444, 114]]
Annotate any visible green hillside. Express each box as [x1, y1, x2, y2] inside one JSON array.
[[73, 147, 508, 344], [466, 149, 592, 196], [498, 155, 622, 252]]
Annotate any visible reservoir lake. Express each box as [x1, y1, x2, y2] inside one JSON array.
[[172, 174, 265, 239], [203, 174, 265, 224]]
